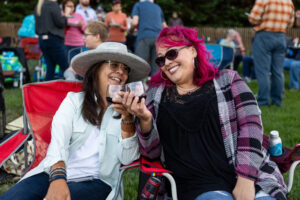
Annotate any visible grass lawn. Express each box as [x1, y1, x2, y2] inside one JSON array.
[[0, 69, 300, 199]]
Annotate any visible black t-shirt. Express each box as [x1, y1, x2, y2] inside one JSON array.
[[157, 80, 237, 200]]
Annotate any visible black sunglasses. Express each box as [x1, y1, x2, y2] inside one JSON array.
[[155, 46, 189, 68]]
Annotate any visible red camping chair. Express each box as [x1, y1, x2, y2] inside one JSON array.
[[20, 37, 41, 60], [0, 81, 82, 177]]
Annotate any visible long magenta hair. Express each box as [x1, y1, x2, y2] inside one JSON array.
[[150, 26, 217, 87]]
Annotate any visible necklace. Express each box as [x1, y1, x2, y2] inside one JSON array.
[[176, 85, 198, 92]]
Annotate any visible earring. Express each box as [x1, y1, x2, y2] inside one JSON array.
[[160, 70, 167, 81]]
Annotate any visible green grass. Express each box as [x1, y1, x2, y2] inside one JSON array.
[[0, 69, 300, 199]]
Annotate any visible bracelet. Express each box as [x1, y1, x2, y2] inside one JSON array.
[[50, 171, 67, 178], [50, 167, 66, 173], [121, 118, 135, 125], [49, 174, 67, 183]]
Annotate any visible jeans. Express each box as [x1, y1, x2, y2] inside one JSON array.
[[252, 31, 286, 106], [289, 60, 300, 89], [194, 190, 276, 200], [39, 34, 68, 81], [242, 56, 256, 79], [0, 173, 112, 200], [135, 38, 158, 76]]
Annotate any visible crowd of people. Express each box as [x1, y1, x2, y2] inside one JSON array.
[[31, 0, 183, 81], [1, 0, 300, 200]]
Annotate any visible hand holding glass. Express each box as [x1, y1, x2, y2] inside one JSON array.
[[126, 81, 146, 103], [106, 85, 125, 105]]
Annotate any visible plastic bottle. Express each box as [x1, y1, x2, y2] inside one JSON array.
[[140, 175, 162, 200], [268, 130, 283, 156]]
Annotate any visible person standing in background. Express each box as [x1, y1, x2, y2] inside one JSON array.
[[105, 0, 127, 44], [96, 5, 106, 22], [63, 0, 86, 65], [168, 11, 183, 27], [34, 0, 69, 81], [249, 0, 294, 107], [131, 0, 167, 77], [76, 0, 97, 24]]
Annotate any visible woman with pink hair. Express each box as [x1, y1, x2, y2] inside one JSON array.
[[120, 26, 287, 200]]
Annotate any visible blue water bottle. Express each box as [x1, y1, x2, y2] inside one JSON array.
[[269, 130, 283, 157]]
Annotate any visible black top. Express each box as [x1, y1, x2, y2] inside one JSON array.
[[157, 80, 236, 200], [34, 0, 67, 39]]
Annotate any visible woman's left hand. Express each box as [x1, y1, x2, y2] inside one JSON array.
[[232, 176, 255, 200]]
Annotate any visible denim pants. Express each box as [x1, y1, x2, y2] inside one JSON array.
[[289, 60, 300, 89], [242, 56, 256, 79], [135, 38, 158, 76], [194, 190, 276, 200], [252, 31, 286, 106], [39, 34, 68, 81], [0, 173, 112, 200]]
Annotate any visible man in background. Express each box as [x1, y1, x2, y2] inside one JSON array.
[[76, 0, 97, 24], [131, 0, 167, 76], [64, 21, 109, 80], [249, 0, 294, 107]]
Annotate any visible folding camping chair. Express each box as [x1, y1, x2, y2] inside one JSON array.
[[206, 44, 234, 70], [0, 81, 82, 180]]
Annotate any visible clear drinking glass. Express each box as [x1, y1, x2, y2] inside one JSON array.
[[126, 81, 146, 103], [106, 84, 125, 105]]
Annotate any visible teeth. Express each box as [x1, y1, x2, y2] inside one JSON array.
[[111, 77, 121, 82], [169, 66, 178, 73]]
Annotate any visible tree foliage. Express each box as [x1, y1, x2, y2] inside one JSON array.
[[1, 0, 300, 27]]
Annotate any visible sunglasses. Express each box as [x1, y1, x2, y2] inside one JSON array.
[[155, 46, 189, 68], [106, 61, 131, 73]]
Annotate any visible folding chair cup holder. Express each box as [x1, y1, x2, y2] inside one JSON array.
[[0, 80, 298, 200]]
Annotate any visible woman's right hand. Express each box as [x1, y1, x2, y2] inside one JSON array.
[[45, 179, 71, 200], [119, 91, 153, 133]]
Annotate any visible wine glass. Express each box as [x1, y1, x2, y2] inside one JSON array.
[[106, 84, 125, 106], [126, 81, 146, 103]]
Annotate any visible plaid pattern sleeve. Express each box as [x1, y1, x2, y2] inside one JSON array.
[[230, 71, 264, 180], [135, 86, 163, 160], [216, 70, 287, 199], [249, 0, 294, 33]]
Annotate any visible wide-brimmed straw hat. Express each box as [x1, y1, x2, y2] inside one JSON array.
[[71, 42, 150, 83]]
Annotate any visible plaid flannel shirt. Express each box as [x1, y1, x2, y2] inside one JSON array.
[[136, 70, 287, 200], [249, 0, 294, 33]]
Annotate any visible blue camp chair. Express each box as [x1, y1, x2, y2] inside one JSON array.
[[205, 44, 234, 70]]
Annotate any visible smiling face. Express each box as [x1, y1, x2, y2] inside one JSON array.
[[157, 44, 197, 87], [98, 61, 129, 94]]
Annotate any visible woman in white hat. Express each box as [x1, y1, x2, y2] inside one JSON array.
[[0, 42, 150, 200]]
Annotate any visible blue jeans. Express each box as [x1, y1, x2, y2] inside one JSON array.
[[0, 173, 112, 200], [242, 56, 256, 79], [194, 190, 276, 200], [39, 34, 68, 81], [135, 38, 158, 76], [284, 58, 294, 70], [289, 60, 300, 89], [252, 31, 286, 106]]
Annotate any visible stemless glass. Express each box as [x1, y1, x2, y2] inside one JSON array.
[[126, 81, 146, 103], [106, 84, 125, 106]]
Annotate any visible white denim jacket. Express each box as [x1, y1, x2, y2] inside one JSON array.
[[22, 92, 140, 200]]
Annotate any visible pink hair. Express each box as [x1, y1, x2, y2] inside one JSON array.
[[150, 26, 217, 87]]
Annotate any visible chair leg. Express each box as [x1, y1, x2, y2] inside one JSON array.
[[288, 160, 300, 193], [162, 173, 178, 200]]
